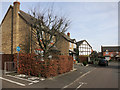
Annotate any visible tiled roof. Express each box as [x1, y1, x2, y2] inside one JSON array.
[[102, 46, 120, 52], [76, 40, 92, 48], [19, 10, 36, 25], [76, 40, 84, 45], [19, 10, 75, 43]]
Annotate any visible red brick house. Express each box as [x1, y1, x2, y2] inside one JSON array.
[[101, 46, 120, 60]]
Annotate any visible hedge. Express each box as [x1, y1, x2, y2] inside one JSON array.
[[14, 54, 73, 78]]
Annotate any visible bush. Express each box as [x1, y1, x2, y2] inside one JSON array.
[[109, 59, 112, 62], [83, 61, 87, 66], [14, 54, 73, 78]]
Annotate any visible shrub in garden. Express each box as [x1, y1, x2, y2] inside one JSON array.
[[83, 61, 87, 66], [109, 59, 112, 62], [14, 54, 73, 78]]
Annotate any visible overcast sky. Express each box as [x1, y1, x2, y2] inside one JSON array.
[[0, 0, 119, 52]]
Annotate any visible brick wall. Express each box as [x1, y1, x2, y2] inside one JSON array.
[[0, 54, 14, 70], [103, 52, 119, 57], [1, 5, 32, 54], [18, 16, 31, 53], [1, 7, 13, 54], [56, 35, 69, 55], [78, 55, 88, 63]]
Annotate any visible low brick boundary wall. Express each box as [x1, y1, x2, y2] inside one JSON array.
[[78, 55, 88, 63], [0, 54, 14, 70]]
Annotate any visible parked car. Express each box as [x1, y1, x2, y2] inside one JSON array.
[[98, 59, 108, 66]]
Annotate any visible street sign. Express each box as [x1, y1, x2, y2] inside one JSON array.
[[16, 46, 20, 71], [16, 46, 21, 52]]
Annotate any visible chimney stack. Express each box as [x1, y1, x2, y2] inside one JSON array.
[[13, 0, 20, 15], [13, 0, 20, 53]]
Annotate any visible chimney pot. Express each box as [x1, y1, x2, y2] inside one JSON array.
[[67, 32, 70, 37], [14, 0, 20, 5]]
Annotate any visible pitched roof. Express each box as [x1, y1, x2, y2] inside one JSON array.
[[101, 46, 120, 52], [76, 40, 85, 45], [61, 33, 76, 43], [19, 10, 75, 43], [69, 50, 76, 54], [76, 40, 92, 48], [19, 10, 36, 25], [49, 46, 61, 52]]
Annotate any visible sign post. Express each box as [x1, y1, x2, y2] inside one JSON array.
[[16, 46, 21, 71]]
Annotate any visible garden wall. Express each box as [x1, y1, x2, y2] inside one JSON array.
[[14, 54, 73, 78], [78, 55, 88, 63], [0, 54, 14, 70]]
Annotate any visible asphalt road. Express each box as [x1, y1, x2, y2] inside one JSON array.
[[1, 61, 119, 89], [66, 62, 119, 89]]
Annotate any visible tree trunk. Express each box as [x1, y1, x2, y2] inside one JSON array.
[[43, 51, 47, 60]]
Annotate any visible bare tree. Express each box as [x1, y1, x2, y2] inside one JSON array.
[[30, 6, 70, 59]]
